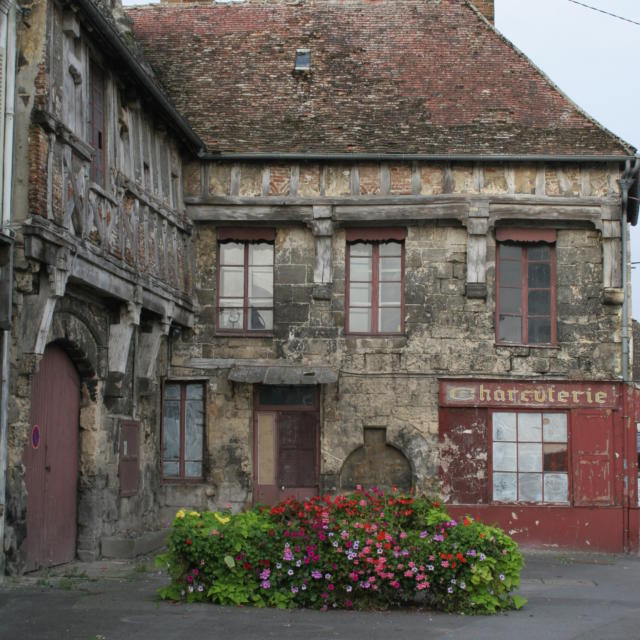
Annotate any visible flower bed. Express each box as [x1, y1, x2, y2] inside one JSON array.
[[157, 488, 526, 613]]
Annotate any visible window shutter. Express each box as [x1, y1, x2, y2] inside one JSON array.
[[571, 409, 614, 506], [439, 407, 490, 504]]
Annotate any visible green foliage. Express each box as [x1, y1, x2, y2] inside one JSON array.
[[157, 491, 526, 614]]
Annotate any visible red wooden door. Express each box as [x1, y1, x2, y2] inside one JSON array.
[[23, 344, 80, 570]]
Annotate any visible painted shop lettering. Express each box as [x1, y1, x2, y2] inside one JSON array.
[[444, 382, 612, 407]]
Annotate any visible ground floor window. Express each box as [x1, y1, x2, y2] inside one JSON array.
[[162, 381, 205, 480], [492, 411, 568, 503]]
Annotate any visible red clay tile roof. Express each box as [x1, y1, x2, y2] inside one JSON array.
[[127, 0, 634, 156]]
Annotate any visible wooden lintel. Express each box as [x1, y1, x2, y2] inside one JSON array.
[[184, 193, 620, 208], [334, 202, 468, 221], [187, 206, 313, 222], [490, 204, 602, 223]]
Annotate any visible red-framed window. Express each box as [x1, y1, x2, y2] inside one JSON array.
[[491, 410, 569, 504], [162, 381, 205, 480], [89, 61, 106, 188], [345, 228, 406, 335], [496, 229, 556, 345], [217, 228, 275, 335]]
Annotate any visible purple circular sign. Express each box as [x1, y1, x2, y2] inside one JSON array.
[[31, 425, 40, 450]]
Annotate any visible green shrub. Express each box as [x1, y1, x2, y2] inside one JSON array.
[[156, 488, 525, 614]]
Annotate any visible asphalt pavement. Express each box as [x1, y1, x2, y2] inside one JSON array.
[[0, 549, 639, 640]]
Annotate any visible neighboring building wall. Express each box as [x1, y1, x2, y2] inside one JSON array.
[[4, 0, 193, 571]]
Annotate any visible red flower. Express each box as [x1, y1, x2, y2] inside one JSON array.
[[186, 538, 192, 546]]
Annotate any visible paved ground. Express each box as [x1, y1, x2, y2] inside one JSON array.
[[0, 550, 639, 640]]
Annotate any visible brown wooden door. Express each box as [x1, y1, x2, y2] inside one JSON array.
[[253, 386, 319, 505], [23, 344, 80, 570], [277, 412, 318, 502]]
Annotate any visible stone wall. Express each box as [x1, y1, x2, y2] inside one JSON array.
[[169, 156, 626, 510]]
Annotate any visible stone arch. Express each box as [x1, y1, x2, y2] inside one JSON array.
[[45, 311, 108, 561], [47, 311, 107, 398], [339, 427, 413, 492]]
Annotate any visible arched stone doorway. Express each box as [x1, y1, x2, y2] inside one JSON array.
[[22, 343, 81, 570]]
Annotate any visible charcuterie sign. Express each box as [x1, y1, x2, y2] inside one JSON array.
[[440, 380, 618, 408]]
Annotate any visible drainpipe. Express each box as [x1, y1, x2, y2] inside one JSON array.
[[619, 158, 640, 382], [0, 0, 16, 579]]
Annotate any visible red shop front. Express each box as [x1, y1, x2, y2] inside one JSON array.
[[438, 379, 639, 552]]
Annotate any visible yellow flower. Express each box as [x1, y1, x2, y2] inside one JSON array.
[[214, 512, 230, 525], [175, 509, 186, 519], [188, 511, 200, 517]]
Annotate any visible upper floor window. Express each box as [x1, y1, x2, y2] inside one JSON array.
[[496, 229, 556, 345], [346, 228, 406, 335], [89, 62, 106, 187], [217, 228, 275, 334]]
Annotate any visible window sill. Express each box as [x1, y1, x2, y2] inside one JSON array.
[[161, 477, 205, 485], [345, 333, 407, 338], [215, 331, 274, 338], [494, 342, 560, 350], [491, 502, 570, 507]]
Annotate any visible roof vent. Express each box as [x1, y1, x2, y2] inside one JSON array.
[[294, 49, 311, 72]]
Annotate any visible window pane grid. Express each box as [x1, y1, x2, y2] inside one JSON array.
[[492, 412, 567, 503], [348, 241, 403, 334], [218, 241, 273, 333], [498, 243, 554, 345]]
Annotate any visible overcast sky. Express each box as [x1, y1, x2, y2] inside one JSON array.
[[494, 0, 640, 320], [122, 0, 640, 318]]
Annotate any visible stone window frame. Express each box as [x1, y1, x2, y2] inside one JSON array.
[[89, 60, 106, 188], [345, 228, 406, 336], [161, 379, 206, 482], [215, 227, 276, 336], [495, 228, 557, 346], [491, 410, 571, 505]]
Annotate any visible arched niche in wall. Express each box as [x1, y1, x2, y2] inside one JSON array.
[[339, 427, 412, 493]]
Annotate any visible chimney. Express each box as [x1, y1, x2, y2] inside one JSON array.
[[471, 0, 494, 24]]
